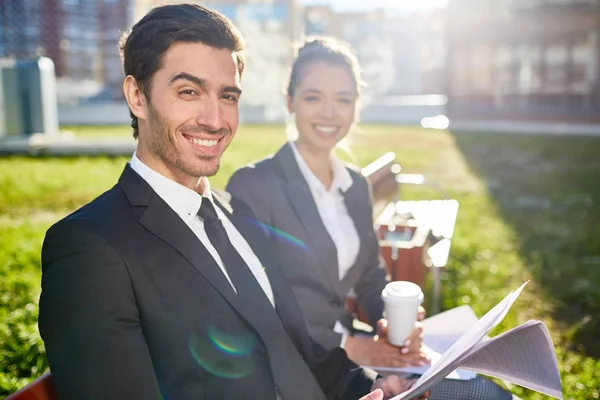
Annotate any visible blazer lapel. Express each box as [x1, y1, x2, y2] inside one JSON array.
[[118, 165, 247, 319], [274, 144, 342, 298], [339, 175, 374, 288], [341, 173, 371, 234]]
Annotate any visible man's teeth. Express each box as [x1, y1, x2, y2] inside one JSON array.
[[190, 138, 218, 147], [315, 125, 337, 134]]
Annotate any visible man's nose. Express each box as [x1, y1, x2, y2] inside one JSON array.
[[196, 97, 225, 131]]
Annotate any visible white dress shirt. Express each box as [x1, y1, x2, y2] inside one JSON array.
[[290, 142, 361, 346], [129, 153, 275, 306]]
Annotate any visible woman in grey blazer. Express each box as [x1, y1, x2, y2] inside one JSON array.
[[227, 37, 512, 400]]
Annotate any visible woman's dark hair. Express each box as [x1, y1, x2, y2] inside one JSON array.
[[119, 4, 245, 139], [287, 36, 363, 99]]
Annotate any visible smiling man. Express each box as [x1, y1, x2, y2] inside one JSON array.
[[37, 4, 430, 400], [128, 41, 243, 187]]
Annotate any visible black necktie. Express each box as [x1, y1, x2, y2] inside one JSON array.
[[198, 198, 275, 306], [197, 198, 326, 400]]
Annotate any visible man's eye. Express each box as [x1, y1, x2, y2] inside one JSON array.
[[222, 94, 239, 103], [180, 89, 196, 96]]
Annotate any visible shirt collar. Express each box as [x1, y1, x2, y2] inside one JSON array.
[[129, 152, 212, 218], [289, 141, 353, 194]]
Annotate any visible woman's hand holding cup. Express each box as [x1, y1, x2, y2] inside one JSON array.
[[376, 319, 423, 354], [345, 333, 429, 368]]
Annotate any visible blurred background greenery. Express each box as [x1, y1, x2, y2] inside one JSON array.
[[1, 124, 599, 398]]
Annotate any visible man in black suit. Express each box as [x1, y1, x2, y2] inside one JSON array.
[[38, 4, 430, 400]]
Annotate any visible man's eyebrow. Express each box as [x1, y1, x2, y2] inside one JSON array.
[[169, 73, 241, 95], [169, 72, 206, 87], [222, 85, 242, 95]]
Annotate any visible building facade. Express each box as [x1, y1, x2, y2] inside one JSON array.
[[303, 5, 395, 99], [445, 0, 600, 122], [303, 5, 448, 98], [0, 0, 132, 101]]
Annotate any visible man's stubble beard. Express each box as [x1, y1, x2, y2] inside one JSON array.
[[147, 104, 222, 178]]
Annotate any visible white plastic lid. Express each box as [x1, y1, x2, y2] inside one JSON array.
[[381, 281, 424, 304]]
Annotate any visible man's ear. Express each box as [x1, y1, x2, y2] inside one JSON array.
[[123, 76, 147, 121]]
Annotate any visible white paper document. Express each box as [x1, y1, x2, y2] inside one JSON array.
[[370, 343, 477, 380], [364, 305, 484, 380], [389, 281, 564, 400]]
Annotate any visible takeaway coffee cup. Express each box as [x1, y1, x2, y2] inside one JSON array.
[[381, 281, 424, 347]]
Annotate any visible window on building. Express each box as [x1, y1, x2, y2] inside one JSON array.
[[545, 42, 568, 85], [472, 45, 493, 91], [516, 43, 543, 91], [572, 34, 591, 85], [452, 48, 472, 94]]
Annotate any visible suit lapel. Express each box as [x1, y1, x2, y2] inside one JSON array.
[[215, 196, 309, 354], [118, 165, 247, 320], [275, 144, 342, 298], [266, 265, 313, 356]]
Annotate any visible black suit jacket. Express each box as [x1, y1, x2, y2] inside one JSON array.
[[226, 144, 388, 350], [38, 165, 376, 400]]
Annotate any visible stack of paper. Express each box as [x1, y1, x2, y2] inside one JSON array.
[[387, 282, 563, 400]]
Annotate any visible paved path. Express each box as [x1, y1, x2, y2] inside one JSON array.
[[450, 120, 600, 136]]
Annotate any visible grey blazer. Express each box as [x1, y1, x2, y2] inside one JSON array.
[[226, 143, 388, 350]]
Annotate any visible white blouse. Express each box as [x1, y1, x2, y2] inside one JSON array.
[[289, 142, 360, 280]]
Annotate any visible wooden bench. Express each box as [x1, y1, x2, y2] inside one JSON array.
[[5, 372, 57, 400], [361, 151, 401, 219], [350, 152, 438, 318], [363, 152, 431, 288]]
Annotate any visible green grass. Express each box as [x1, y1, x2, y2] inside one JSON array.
[[0, 124, 599, 398]]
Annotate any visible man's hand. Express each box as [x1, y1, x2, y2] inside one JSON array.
[[365, 376, 431, 400], [360, 388, 384, 400]]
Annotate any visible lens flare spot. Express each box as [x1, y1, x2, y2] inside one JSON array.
[[246, 218, 310, 252], [207, 324, 257, 355], [189, 324, 258, 379]]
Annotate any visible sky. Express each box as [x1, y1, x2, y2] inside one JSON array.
[[300, 0, 450, 15]]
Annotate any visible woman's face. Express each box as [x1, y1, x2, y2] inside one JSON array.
[[288, 61, 358, 154]]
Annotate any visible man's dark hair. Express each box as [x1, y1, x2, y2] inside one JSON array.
[[119, 4, 245, 139]]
